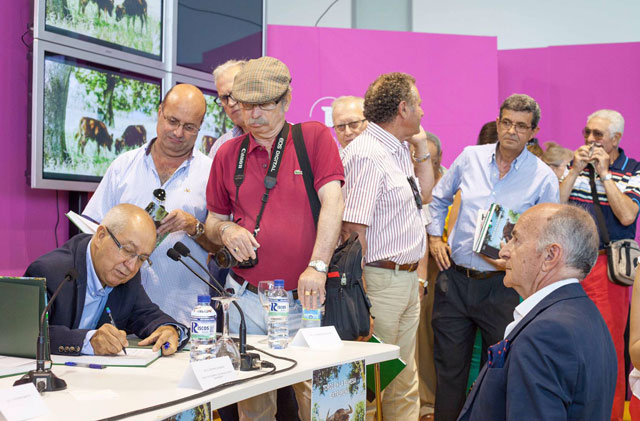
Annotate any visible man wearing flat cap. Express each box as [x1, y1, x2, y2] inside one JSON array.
[[205, 56, 345, 420]]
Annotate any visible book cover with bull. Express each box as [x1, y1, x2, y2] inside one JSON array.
[[474, 203, 520, 259], [312, 359, 366, 421]]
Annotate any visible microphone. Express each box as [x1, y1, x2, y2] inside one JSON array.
[[174, 241, 228, 295], [14, 268, 78, 392], [166, 247, 249, 358]]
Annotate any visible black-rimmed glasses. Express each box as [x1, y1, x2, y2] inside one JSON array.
[[105, 227, 152, 267], [215, 94, 237, 107], [235, 91, 287, 111]]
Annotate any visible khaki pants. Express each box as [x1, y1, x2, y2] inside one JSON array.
[[238, 381, 311, 421], [364, 266, 421, 420]]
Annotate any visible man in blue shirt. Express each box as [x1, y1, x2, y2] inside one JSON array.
[[25, 204, 188, 356], [428, 94, 559, 421]]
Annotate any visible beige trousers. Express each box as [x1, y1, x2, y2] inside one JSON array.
[[237, 381, 311, 421]]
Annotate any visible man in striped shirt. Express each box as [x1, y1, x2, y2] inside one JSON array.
[[342, 72, 435, 420], [560, 109, 640, 421]]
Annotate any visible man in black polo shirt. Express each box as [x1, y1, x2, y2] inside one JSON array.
[[560, 109, 640, 421]]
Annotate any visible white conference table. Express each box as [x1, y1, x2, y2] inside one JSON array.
[[1, 336, 399, 420]]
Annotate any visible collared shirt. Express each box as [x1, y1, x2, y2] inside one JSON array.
[[83, 139, 212, 325], [207, 121, 344, 290], [567, 148, 640, 248], [80, 239, 113, 354], [503, 279, 579, 339], [342, 122, 428, 264], [428, 143, 559, 272], [208, 125, 244, 160]]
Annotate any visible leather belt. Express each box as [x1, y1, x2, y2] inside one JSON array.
[[598, 249, 607, 255], [452, 263, 503, 280], [366, 260, 419, 272], [230, 271, 299, 300]]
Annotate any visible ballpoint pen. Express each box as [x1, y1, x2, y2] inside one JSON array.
[[105, 306, 127, 355], [64, 362, 106, 369]]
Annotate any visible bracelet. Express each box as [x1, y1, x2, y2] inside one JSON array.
[[413, 152, 431, 163], [219, 223, 233, 237]]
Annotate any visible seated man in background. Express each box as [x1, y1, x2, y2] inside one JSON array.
[[25, 204, 188, 356], [331, 96, 367, 150], [458, 203, 616, 421]]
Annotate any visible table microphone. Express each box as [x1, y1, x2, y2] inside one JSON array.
[[14, 268, 78, 392], [174, 241, 227, 293]]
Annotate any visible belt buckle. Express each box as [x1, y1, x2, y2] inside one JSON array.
[[466, 267, 472, 278]]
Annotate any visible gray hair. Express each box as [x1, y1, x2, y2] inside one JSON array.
[[500, 93, 541, 129], [536, 205, 598, 279], [212, 59, 246, 89], [331, 96, 364, 111], [588, 109, 625, 138], [425, 131, 442, 157]]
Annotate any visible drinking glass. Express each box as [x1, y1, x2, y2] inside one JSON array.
[[257, 280, 274, 343], [211, 295, 241, 370]]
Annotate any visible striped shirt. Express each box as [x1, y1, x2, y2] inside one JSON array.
[[567, 148, 640, 247], [208, 125, 244, 160], [342, 122, 427, 264]]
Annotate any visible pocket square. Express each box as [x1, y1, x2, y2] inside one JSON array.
[[487, 339, 510, 368]]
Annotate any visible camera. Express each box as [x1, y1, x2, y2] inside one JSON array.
[[214, 247, 258, 269]]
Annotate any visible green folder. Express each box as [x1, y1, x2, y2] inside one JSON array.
[[365, 335, 406, 402]]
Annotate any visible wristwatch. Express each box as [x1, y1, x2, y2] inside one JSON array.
[[602, 173, 613, 181], [308, 260, 328, 273], [189, 220, 205, 240]]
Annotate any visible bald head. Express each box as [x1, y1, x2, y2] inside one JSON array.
[[101, 204, 156, 241], [162, 84, 207, 123], [331, 96, 367, 148]]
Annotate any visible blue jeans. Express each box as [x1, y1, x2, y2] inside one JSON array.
[[225, 273, 302, 337]]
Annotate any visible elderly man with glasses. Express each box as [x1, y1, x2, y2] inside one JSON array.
[[24, 204, 189, 356], [559, 109, 640, 421], [83, 84, 218, 326], [331, 96, 367, 149], [427, 93, 559, 421]]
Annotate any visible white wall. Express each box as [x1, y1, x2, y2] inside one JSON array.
[[267, 0, 640, 49]]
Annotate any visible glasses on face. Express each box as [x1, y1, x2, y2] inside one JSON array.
[[334, 119, 366, 133], [582, 127, 605, 141], [236, 92, 287, 111], [105, 227, 152, 267], [499, 119, 532, 134], [407, 177, 423, 210], [160, 107, 200, 135], [215, 94, 237, 107]]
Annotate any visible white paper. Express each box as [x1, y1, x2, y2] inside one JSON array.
[[51, 348, 160, 367], [178, 357, 237, 390], [291, 326, 343, 350], [0, 384, 48, 421]]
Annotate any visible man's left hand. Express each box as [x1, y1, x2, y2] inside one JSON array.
[[298, 267, 326, 310], [157, 210, 198, 236], [138, 325, 179, 355], [590, 145, 611, 179]]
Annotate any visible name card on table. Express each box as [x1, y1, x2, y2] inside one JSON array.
[[291, 326, 343, 349], [0, 383, 48, 421], [179, 357, 237, 391]]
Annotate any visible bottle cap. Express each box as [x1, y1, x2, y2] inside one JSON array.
[[274, 279, 284, 288], [197, 295, 211, 303]]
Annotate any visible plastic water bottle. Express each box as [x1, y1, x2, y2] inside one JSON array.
[[268, 279, 289, 349], [302, 306, 323, 329], [190, 295, 216, 362]]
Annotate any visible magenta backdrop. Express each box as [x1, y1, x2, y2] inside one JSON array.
[[267, 25, 500, 167], [0, 2, 69, 275]]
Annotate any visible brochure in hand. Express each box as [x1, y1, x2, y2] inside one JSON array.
[[472, 203, 520, 259]]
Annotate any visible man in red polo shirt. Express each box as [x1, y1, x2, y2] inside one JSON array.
[[204, 56, 345, 421]]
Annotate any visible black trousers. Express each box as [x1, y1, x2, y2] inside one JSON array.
[[431, 267, 519, 421]]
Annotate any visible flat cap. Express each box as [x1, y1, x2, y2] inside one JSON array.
[[232, 56, 291, 103]]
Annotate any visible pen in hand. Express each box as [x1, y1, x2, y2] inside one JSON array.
[[105, 306, 127, 355]]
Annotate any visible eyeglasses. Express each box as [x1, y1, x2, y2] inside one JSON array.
[[160, 106, 200, 134], [105, 227, 152, 267], [582, 127, 605, 141], [215, 94, 237, 107], [407, 177, 423, 210], [236, 92, 287, 111], [334, 119, 366, 132], [499, 119, 532, 134]]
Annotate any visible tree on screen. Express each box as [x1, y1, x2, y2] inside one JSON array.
[[48, 0, 71, 20], [44, 63, 72, 164]]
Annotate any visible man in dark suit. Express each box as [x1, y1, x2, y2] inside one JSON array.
[[458, 203, 616, 421], [25, 204, 187, 356]]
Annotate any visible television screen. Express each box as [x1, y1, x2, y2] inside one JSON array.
[[196, 88, 235, 156], [177, 0, 263, 74], [41, 52, 161, 184], [44, 0, 163, 60]]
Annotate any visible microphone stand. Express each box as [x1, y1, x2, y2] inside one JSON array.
[[15, 269, 78, 392]]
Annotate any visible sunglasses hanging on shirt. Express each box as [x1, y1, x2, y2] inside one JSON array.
[[407, 176, 423, 210]]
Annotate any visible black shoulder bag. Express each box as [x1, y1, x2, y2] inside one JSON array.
[[291, 123, 372, 340], [588, 166, 640, 286]]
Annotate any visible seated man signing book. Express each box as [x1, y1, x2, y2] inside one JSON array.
[[25, 204, 188, 356]]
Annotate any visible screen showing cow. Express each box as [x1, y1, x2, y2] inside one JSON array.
[[195, 87, 235, 157], [42, 53, 161, 182], [44, 0, 163, 60]]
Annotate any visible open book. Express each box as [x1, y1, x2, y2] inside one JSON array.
[[472, 203, 520, 259], [66, 210, 98, 234], [51, 348, 161, 368]]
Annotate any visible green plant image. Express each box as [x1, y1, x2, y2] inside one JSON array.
[[197, 93, 234, 156]]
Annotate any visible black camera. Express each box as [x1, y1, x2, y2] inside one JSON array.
[[214, 247, 258, 269]]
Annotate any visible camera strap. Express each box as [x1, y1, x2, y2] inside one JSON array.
[[233, 123, 290, 237]]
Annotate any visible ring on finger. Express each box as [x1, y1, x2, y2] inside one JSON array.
[[311, 290, 318, 295], [304, 291, 311, 296], [233, 247, 239, 252]]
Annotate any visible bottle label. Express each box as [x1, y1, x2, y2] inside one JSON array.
[[191, 317, 216, 339], [269, 297, 289, 316], [302, 308, 321, 321]]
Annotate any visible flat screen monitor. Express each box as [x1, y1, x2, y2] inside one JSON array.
[[197, 87, 235, 156], [31, 40, 165, 191]]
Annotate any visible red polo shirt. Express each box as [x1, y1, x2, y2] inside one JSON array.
[[206, 121, 344, 290]]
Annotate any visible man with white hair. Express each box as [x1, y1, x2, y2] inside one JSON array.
[[560, 109, 640, 421], [331, 96, 367, 149]]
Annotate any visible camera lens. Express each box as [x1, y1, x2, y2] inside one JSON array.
[[214, 248, 237, 269]]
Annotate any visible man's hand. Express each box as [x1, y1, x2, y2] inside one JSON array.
[[571, 145, 592, 174], [590, 145, 611, 178], [157, 209, 198, 236], [356, 315, 374, 342], [90, 323, 128, 355], [480, 255, 507, 271], [138, 325, 179, 356], [429, 236, 451, 271], [298, 266, 326, 310], [220, 223, 260, 262]]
